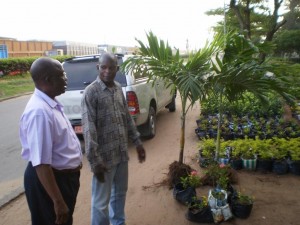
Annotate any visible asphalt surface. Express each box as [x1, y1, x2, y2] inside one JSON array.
[[0, 93, 32, 208], [0, 92, 87, 208]]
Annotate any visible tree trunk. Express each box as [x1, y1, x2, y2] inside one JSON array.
[[179, 98, 187, 164]]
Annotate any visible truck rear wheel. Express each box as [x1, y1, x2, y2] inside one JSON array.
[[168, 95, 176, 112], [144, 106, 156, 139]]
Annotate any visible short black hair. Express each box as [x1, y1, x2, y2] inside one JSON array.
[[30, 57, 60, 83]]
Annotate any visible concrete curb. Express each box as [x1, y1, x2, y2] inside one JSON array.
[[0, 92, 33, 102], [0, 187, 24, 209]]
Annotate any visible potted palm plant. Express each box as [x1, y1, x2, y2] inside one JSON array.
[[121, 31, 221, 184]]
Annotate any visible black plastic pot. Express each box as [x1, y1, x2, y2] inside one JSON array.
[[256, 158, 274, 173], [195, 128, 207, 140], [173, 183, 196, 205], [288, 160, 300, 176], [272, 160, 289, 175], [199, 156, 213, 168], [231, 201, 253, 219], [185, 205, 214, 223], [230, 158, 243, 170]]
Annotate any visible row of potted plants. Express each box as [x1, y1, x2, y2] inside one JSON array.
[[195, 114, 300, 140], [198, 137, 300, 175]]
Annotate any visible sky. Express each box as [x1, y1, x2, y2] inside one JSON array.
[[1, 0, 226, 50]]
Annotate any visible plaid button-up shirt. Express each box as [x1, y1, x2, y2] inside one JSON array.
[[81, 77, 142, 172]]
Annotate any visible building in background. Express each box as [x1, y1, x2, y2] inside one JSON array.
[[0, 44, 8, 58], [0, 38, 52, 58], [98, 44, 138, 54], [52, 41, 98, 56], [0, 37, 138, 58]]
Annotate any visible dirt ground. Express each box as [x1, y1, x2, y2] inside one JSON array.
[[1, 99, 300, 225]]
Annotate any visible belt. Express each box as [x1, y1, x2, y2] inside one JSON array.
[[52, 163, 82, 173]]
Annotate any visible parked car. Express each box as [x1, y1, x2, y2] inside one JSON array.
[[56, 54, 176, 138]]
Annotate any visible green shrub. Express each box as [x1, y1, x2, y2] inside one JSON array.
[[0, 55, 72, 76]]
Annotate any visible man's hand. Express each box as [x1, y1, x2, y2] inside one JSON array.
[[94, 164, 107, 183], [54, 199, 69, 224], [136, 145, 146, 163], [35, 165, 70, 224]]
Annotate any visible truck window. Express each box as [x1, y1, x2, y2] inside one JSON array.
[[63, 61, 99, 91], [63, 57, 127, 90]]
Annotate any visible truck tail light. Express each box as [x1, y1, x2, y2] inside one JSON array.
[[126, 91, 140, 115]]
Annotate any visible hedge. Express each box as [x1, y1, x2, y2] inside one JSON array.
[[0, 55, 72, 76]]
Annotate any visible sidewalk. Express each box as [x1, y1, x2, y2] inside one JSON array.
[[0, 179, 24, 208], [0, 92, 31, 208]]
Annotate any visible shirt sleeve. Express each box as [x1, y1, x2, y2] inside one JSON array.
[[81, 89, 104, 172], [24, 112, 54, 166]]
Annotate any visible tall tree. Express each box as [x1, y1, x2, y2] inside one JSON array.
[[282, 0, 300, 30], [274, 0, 300, 56], [206, 0, 288, 44], [207, 0, 290, 61]]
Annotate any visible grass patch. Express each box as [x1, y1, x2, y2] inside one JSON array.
[[0, 73, 34, 101]]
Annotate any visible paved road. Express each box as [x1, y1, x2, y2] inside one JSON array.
[[0, 95, 31, 206], [0, 94, 85, 207]]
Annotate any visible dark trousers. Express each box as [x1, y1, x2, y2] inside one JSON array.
[[24, 162, 80, 225]]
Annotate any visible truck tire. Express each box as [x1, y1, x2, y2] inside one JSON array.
[[144, 106, 156, 139], [168, 95, 176, 112]]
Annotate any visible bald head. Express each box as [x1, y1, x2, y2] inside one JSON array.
[[99, 53, 118, 66], [29, 57, 67, 99], [30, 57, 62, 84]]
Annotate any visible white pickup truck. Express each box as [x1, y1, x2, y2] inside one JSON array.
[[56, 54, 176, 138]]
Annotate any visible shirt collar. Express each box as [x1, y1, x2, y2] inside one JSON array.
[[96, 76, 117, 91], [34, 88, 62, 109]]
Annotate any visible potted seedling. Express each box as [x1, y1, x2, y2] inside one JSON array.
[[173, 171, 201, 205], [198, 139, 215, 168], [254, 138, 274, 172], [231, 190, 254, 219], [271, 138, 289, 175], [287, 137, 300, 176], [185, 196, 214, 223]]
